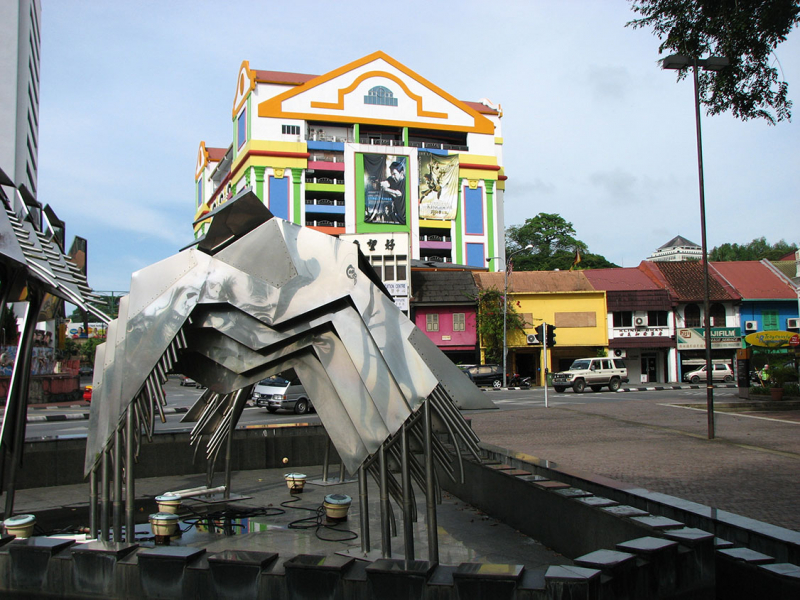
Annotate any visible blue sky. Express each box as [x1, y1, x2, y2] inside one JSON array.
[[37, 1, 799, 292]]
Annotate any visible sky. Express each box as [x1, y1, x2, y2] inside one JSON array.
[[36, 0, 800, 292]]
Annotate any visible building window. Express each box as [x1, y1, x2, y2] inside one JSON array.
[[647, 311, 668, 327], [426, 313, 439, 332], [613, 311, 632, 327], [453, 313, 465, 332], [709, 303, 726, 327], [762, 310, 779, 330], [282, 124, 300, 135], [364, 86, 398, 106], [237, 108, 247, 149], [684, 304, 701, 328]]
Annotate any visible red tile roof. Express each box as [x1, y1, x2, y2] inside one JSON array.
[[461, 101, 499, 115], [206, 147, 227, 162], [647, 261, 739, 302], [473, 271, 595, 293], [254, 70, 318, 86], [583, 267, 664, 291], [711, 261, 796, 299]]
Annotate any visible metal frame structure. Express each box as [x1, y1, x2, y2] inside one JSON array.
[[83, 188, 495, 560], [0, 167, 110, 520]]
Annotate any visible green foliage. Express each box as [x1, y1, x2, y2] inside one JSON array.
[[79, 338, 104, 366], [627, 0, 800, 124], [769, 364, 798, 388], [709, 237, 798, 261], [475, 287, 526, 364], [506, 213, 618, 271], [62, 338, 79, 357]]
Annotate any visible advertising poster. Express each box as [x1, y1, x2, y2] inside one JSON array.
[[418, 152, 459, 220], [363, 154, 407, 225]]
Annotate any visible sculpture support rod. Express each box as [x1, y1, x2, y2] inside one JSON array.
[[101, 447, 110, 541], [359, 465, 370, 555], [424, 399, 438, 564], [113, 425, 122, 541], [125, 408, 135, 542], [379, 445, 391, 558], [2, 292, 41, 518], [401, 423, 414, 564]]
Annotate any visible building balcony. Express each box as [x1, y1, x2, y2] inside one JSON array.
[[408, 141, 468, 151], [304, 200, 345, 216], [305, 176, 344, 185], [421, 255, 452, 263], [359, 137, 404, 147], [307, 160, 345, 172], [420, 239, 452, 252], [306, 219, 344, 228], [309, 153, 344, 163]]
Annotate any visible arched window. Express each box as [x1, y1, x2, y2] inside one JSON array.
[[684, 303, 701, 328], [364, 86, 398, 107], [709, 303, 726, 327]]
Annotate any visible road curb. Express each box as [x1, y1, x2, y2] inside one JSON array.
[[23, 406, 189, 424]]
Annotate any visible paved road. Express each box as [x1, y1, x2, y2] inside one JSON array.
[[466, 391, 800, 531]]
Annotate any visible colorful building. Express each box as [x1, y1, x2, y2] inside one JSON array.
[[411, 267, 480, 365], [194, 51, 507, 310], [584, 266, 676, 384], [472, 271, 608, 384]]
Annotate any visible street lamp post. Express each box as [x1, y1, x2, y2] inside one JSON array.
[[662, 54, 729, 440], [487, 244, 533, 388]]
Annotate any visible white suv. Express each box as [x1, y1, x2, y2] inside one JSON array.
[[252, 376, 313, 414], [552, 357, 629, 393], [683, 364, 734, 383]]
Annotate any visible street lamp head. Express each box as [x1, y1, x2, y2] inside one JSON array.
[[524, 244, 533, 250], [662, 54, 690, 70], [662, 53, 729, 72]]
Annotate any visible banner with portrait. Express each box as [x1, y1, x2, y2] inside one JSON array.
[[418, 152, 459, 220], [363, 154, 407, 225]]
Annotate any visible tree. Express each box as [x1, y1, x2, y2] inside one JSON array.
[[475, 287, 526, 365], [709, 236, 798, 260], [627, 0, 800, 124], [506, 213, 618, 271]]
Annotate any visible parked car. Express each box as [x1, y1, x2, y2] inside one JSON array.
[[180, 375, 196, 387], [460, 364, 506, 388], [683, 364, 734, 383], [252, 375, 314, 414], [78, 366, 93, 377], [552, 357, 629, 393]]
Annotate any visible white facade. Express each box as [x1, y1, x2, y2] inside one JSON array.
[[0, 0, 41, 193]]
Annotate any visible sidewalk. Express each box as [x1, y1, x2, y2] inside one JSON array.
[[467, 393, 800, 531]]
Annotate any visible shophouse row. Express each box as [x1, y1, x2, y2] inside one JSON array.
[[411, 258, 800, 385]]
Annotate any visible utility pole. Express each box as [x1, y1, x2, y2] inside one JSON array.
[[543, 321, 549, 408]]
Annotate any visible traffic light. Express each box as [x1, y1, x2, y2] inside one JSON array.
[[546, 324, 557, 346], [534, 324, 544, 343]]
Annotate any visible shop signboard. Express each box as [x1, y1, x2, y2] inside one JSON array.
[[744, 330, 800, 348], [677, 327, 741, 350]]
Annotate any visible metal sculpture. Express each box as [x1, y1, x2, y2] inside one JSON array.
[[85, 188, 494, 560], [0, 167, 109, 519]]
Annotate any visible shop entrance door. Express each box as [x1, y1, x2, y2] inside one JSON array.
[[641, 354, 657, 383]]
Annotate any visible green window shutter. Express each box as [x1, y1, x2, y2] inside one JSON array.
[[762, 310, 779, 330]]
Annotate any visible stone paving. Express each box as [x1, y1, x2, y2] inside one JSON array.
[[466, 396, 800, 532]]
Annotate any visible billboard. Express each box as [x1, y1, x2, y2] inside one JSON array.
[[677, 327, 741, 350], [363, 154, 407, 225], [418, 152, 459, 220]]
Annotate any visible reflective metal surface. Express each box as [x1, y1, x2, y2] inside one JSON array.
[[81, 195, 494, 552], [0, 171, 110, 515]]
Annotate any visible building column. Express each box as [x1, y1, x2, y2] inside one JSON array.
[[254, 166, 266, 201]]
